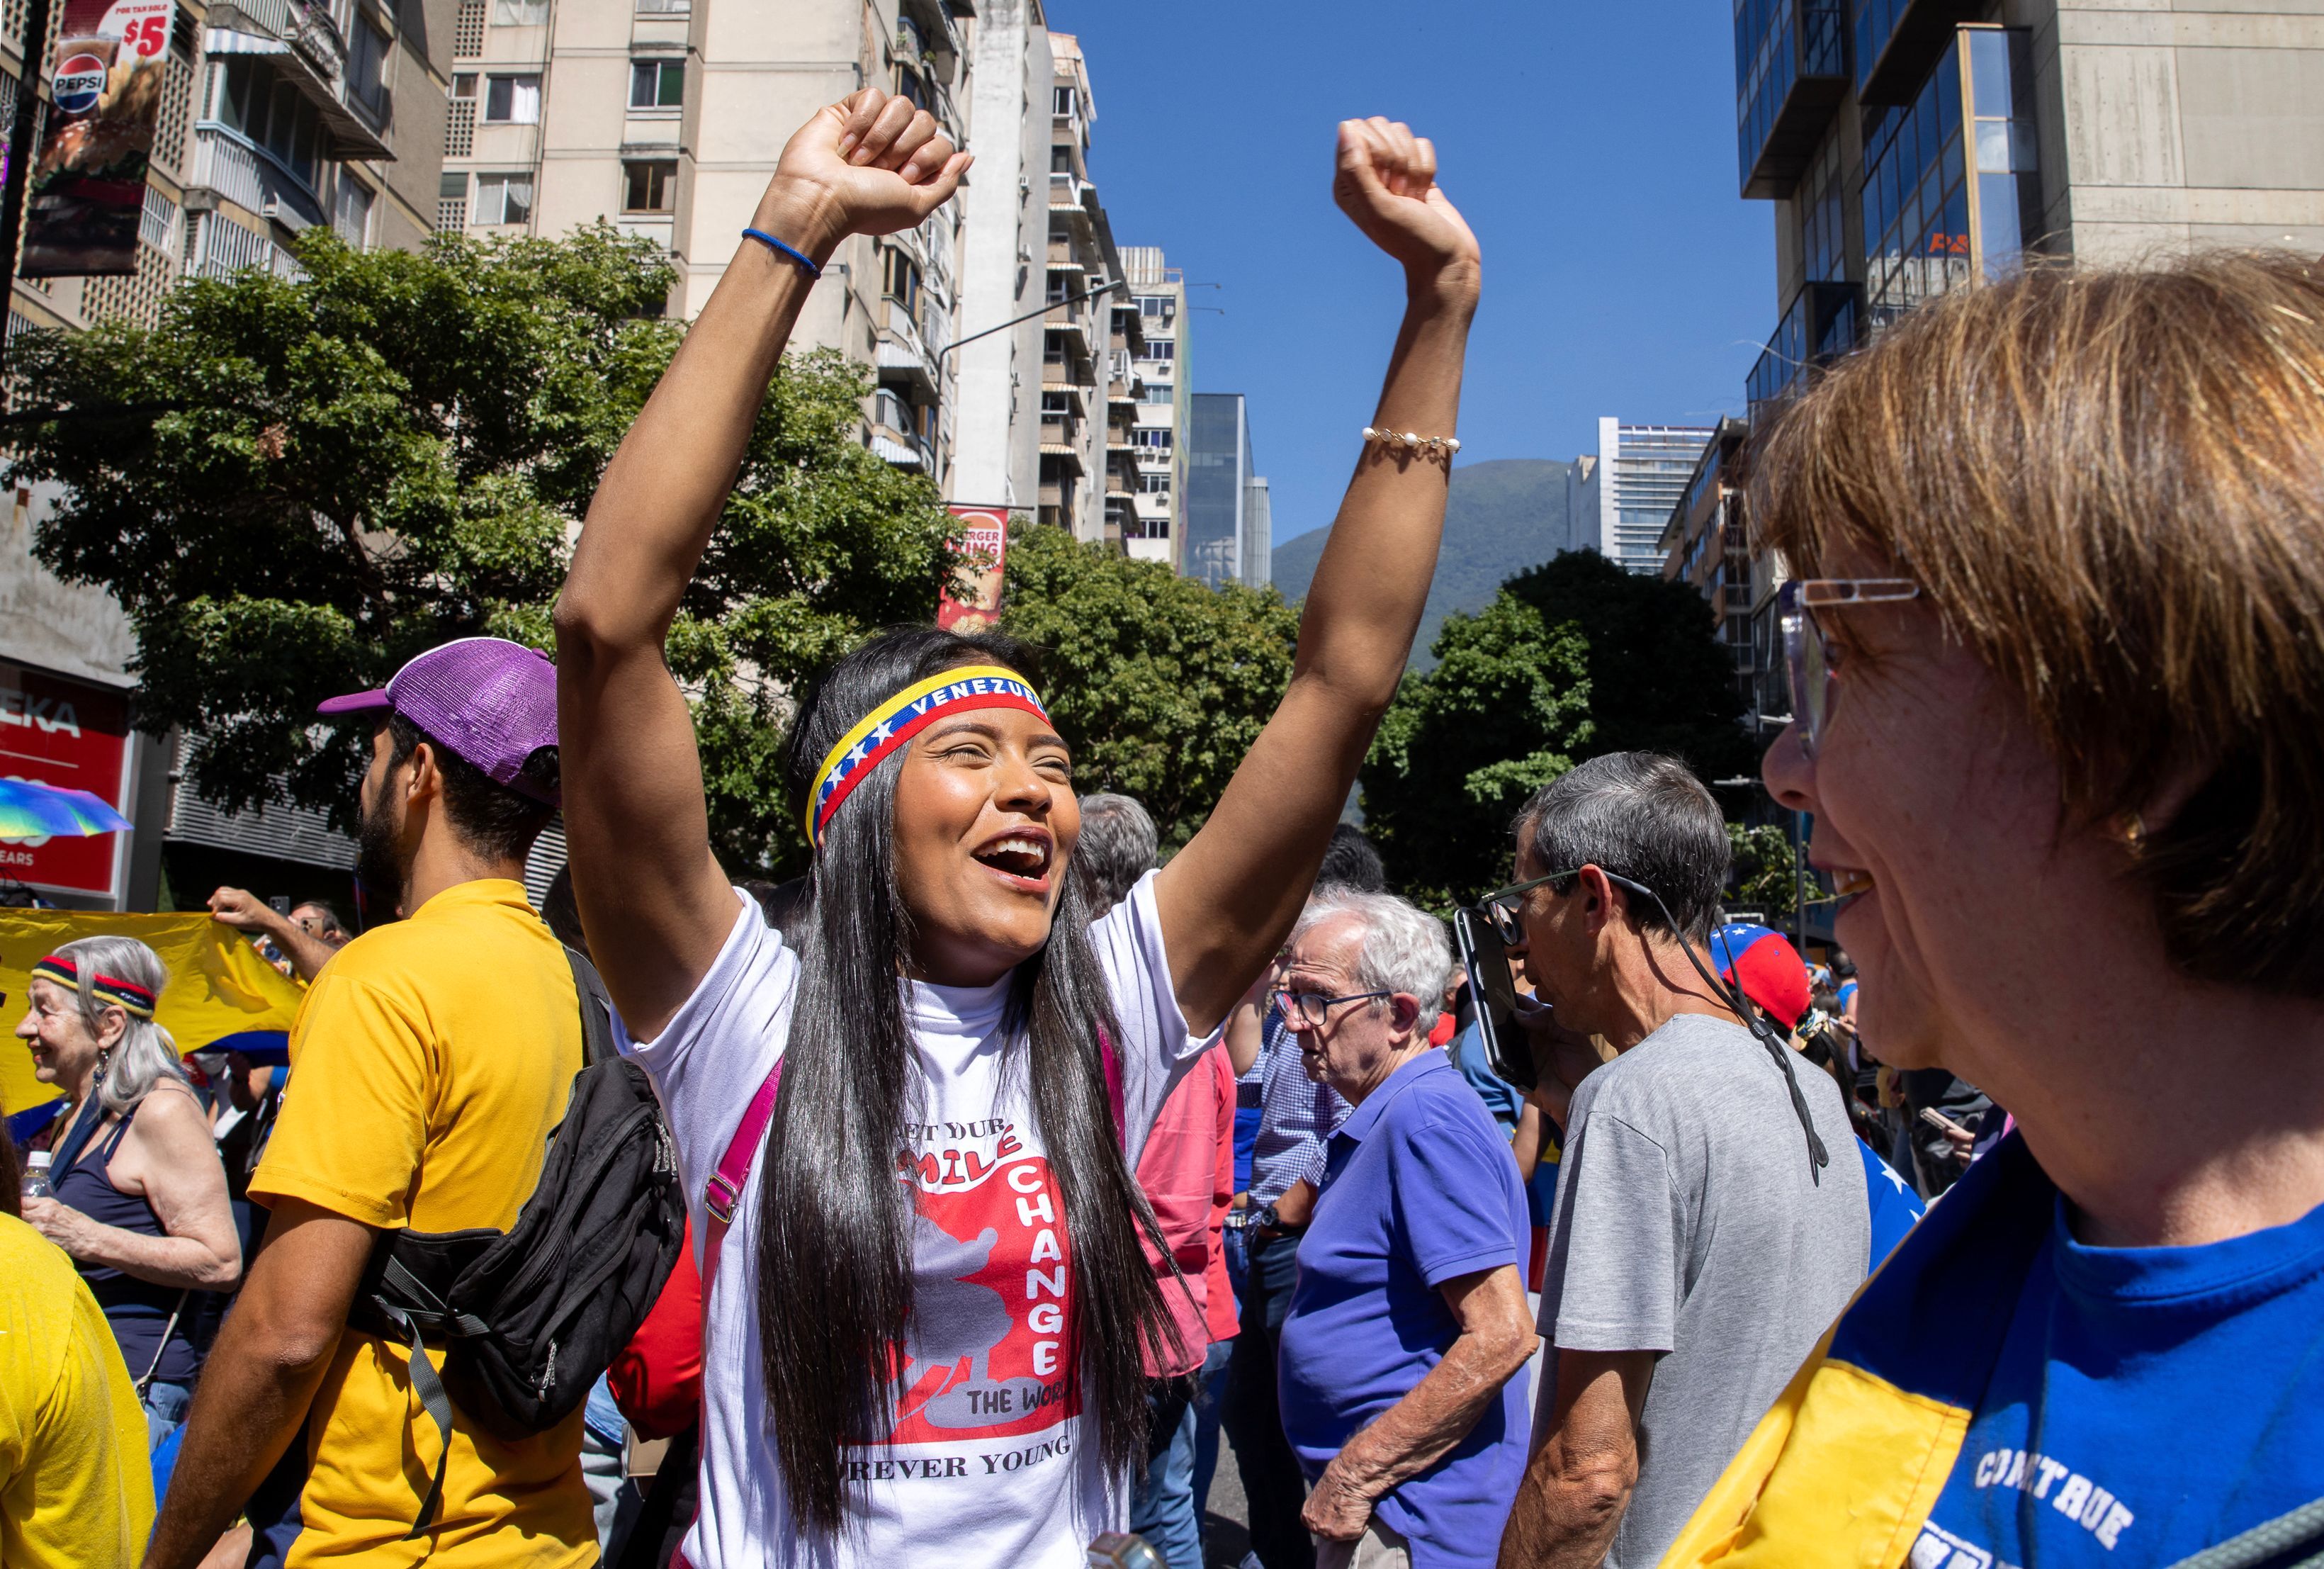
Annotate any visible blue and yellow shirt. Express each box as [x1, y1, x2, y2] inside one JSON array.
[[1666, 1132, 2324, 1567]]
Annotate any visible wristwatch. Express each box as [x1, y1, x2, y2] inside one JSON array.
[[1252, 1202, 1283, 1233]]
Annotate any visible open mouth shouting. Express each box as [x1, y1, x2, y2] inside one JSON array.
[[971, 827, 1055, 892]]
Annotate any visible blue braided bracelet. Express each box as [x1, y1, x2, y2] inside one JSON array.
[[741, 227, 821, 279]]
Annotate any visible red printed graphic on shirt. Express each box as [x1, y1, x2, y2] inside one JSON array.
[[884, 1116, 1079, 1446]]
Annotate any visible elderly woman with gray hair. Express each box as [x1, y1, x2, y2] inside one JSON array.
[[19, 933, 242, 1446]]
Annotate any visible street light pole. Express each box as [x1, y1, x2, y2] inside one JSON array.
[[0, 0, 56, 392]]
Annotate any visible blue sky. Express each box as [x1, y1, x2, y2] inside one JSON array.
[[1047, 1, 1775, 546]]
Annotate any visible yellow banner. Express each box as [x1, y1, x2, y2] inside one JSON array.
[[0, 912, 305, 1115]]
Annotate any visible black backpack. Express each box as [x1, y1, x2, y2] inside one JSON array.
[[348, 945, 687, 1536]]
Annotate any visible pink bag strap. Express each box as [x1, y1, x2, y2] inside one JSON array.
[[701, 1062, 782, 1297], [698, 1031, 1126, 1298]]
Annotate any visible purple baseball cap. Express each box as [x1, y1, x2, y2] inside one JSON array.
[[317, 637, 560, 804]]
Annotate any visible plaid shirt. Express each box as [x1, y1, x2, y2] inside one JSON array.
[[1239, 1005, 1350, 1205]]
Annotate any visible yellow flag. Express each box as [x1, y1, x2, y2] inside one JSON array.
[[0, 912, 306, 1115]]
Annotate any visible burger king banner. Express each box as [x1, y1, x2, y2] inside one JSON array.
[[22, 0, 176, 276]]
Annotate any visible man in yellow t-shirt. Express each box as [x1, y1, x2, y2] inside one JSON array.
[[145, 640, 593, 1569], [0, 1210, 154, 1566]]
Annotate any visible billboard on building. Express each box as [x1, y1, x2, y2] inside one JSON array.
[[0, 664, 135, 898], [937, 505, 1009, 632], [21, 0, 175, 277]]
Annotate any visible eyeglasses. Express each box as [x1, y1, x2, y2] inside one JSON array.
[[1269, 987, 1392, 1029], [1778, 578, 1922, 759], [1471, 870, 1582, 945]]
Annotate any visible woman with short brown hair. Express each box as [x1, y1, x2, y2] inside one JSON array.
[[1661, 252, 2324, 1568]]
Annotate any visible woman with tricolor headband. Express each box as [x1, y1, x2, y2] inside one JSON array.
[[558, 89, 1479, 1565], [18, 934, 242, 1448]]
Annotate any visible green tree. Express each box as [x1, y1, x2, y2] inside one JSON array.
[[1501, 549, 1752, 773], [999, 524, 1298, 852], [1360, 595, 1593, 909], [5, 225, 958, 874], [1727, 821, 1798, 926], [1359, 550, 1754, 908]]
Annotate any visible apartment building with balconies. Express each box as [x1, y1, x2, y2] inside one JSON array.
[[1, 0, 441, 341], [1117, 243, 1184, 568], [1036, 28, 1132, 546], [1725, 0, 2324, 713], [438, 0, 976, 485], [950, 0, 1047, 518]]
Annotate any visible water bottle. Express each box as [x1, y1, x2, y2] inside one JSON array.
[[21, 1150, 52, 1203]]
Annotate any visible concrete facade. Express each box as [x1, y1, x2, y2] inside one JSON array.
[[1119, 242, 1185, 568], [949, 0, 1047, 517], [2020, 1, 2324, 259], [444, 0, 974, 485]]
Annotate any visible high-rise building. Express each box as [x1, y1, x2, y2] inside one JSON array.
[[1657, 418, 1756, 704], [1185, 391, 1270, 592], [950, 0, 1050, 518], [1589, 418, 1714, 576], [0, 0, 448, 911], [1037, 30, 1139, 546], [1119, 244, 1185, 567], [1241, 474, 1270, 590], [440, 0, 974, 485], [1722, 0, 2324, 713]]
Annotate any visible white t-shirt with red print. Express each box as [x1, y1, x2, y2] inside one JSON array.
[[619, 871, 1215, 1569]]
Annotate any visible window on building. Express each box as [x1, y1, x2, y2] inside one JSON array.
[[349, 9, 390, 117], [485, 72, 540, 123], [897, 62, 930, 112], [1139, 471, 1171, 493], [873, 387, 913, 434], [1049, 145, 1072, 174], [1139, 383, 1173, 403], [333, 174, 375, 246], [1137, 294, 1172, 319], [492, 0, 547, 22], [1132, 428, 1173, 449], [636, 0, 687, 11], [629, 58, 683, 110], [884, 248, 921, 314], [622, 159, 676, 213], [452, 72, 478, 99], [1052, 86, 1075, 117], [473, 171, 534, 225], [215, 58, 325, 188], [1041, 390, 1072, 415], [437, 170, 468, 230], [1139, 338, 1174, 362]]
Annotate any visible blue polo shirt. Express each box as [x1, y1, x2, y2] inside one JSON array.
[[1277, 1051, 1531, 1569]]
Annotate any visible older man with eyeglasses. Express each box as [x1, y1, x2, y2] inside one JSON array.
[[1273, 888, 1537, 1569]]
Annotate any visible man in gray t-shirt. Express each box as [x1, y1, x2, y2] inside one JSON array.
[[1531, 1013, 1864, 1567], [1485, 753, 1868, 1569]]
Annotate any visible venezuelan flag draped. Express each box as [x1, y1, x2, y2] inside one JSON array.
[[0, 911, 306, 1119], [1660, 1135, 2054, 1567]]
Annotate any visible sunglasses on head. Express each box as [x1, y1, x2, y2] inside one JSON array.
[[1778, 578, 1921, 759]]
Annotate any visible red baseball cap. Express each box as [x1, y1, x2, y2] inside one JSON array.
[[1709, 922, 1813, 1032]]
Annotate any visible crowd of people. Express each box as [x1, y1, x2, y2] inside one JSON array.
[[1, 83, 2320, 1569]]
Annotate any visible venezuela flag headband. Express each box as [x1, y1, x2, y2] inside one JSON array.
[[806, 666, 1052, 850], [32, 955, 158, 1020]]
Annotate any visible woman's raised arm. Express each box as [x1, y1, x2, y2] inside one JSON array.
[[1156, 118, 1480, 1035], [555, 90, 969, 1038]]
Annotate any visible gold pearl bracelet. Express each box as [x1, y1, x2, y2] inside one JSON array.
[[1361, 426, 1462, 456]]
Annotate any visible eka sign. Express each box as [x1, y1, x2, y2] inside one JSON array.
[[51, 52, 108, 113]]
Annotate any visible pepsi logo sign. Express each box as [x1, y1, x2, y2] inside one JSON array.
[[53, 54, 108, 114]]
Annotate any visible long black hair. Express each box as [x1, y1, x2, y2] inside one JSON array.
[[757, 626, 1178, 1536]]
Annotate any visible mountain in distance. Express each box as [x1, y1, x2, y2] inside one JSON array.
[[1268, 458, 1579, 670]]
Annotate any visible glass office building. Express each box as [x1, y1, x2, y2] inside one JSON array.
[[1185, 393, 1252, 591]]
